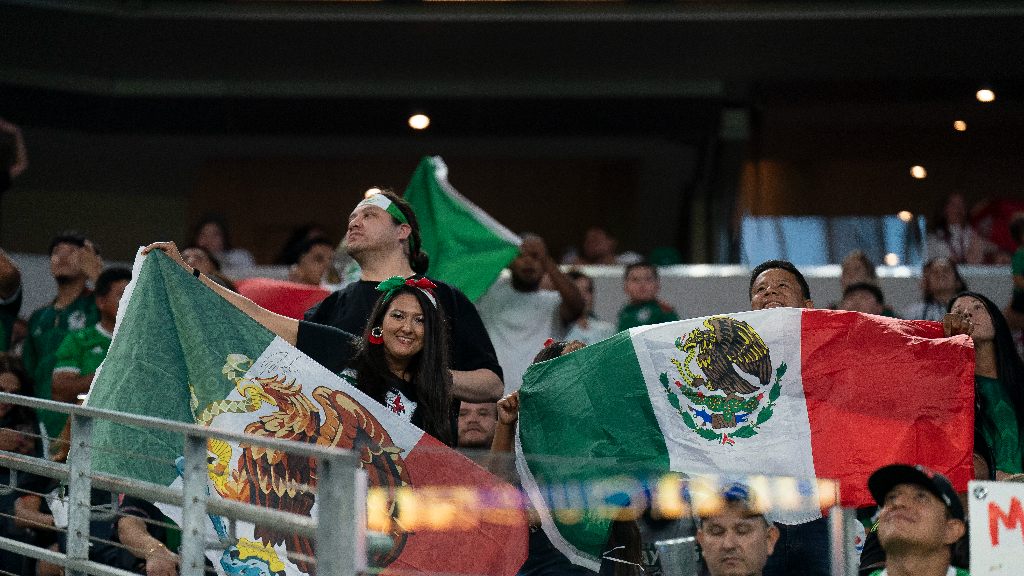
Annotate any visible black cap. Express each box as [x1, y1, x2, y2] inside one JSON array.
[[868, 464, 964, 520]]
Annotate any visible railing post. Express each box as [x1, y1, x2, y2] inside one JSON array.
[[179, 434, 209, 575], [316, 452, 364, 576], [66, 414, 93, 576]]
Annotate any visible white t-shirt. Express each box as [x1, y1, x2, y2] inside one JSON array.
[[476, 278, 562, 394]]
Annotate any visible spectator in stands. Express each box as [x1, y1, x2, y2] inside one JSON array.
[[191, 213, 255, 269], [287, 237, 336, 286], [747, 260, 825, 576], [23, 231, 101, 442], [902, 257, 966, 322], [865, 464, 968, 576], [114, 496, 182, 575], [305, 189, 503, 402], [0, 248, 22, 351], [51, 267, 130, 404], [564, 270, 616, 344], [695, 483, 779, 576], [617, 262, 679, 331], [839, 250, 877, 292], [563, 226, 641, 266], [1006, 214, 1024, 330], [276, 222, 329, 265], [0, 353, 41, 574], [945, 291, 1024, 479], [839, 283, 886, 316], [181, 245, 236, 291], [927, 192, 996, 265], [477, 234, 584, 393], [0, 118, 28, 196], [457, 401, 498, 451]]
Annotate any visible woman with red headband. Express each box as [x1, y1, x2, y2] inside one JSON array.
[[142, 242, 456, 445]]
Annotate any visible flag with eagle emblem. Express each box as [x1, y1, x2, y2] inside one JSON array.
[[87, 250, 528, 576], [515, 307, 974, 570]]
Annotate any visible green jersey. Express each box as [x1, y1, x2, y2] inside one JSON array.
[[53, 323, 112, 379], [22, 291, 98, 438], [976, 374, 1023, 474], [617, 300, 680, 332]]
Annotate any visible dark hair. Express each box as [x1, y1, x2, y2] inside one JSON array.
[[191, 214, 234, 251], [289, 237, 335, 264], [842, 250, 878, 282], [749, 259, 811, 300], [843, 282, 884, 305], [532, 340, 569, 364], [566, 269, 594, 293], [624, 261, 658, 280], [95, 267, 131, 297], [922, 257, 967, 303], [49, 230, 95, 256], [276, 224, 329, 265], [352, 285, 452, 445], [1010, 214, 1024, 246], [949, 291, 1024, 467], [378, 190, 430, 275], [182, 245, 222, 272]]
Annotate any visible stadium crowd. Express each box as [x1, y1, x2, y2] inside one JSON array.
[[0, 138, 1022, 575]]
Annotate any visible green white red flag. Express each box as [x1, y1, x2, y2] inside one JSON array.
[[516, 308, 974, 569], [403, 156, 521, 301], [88, 250, 528, 576]]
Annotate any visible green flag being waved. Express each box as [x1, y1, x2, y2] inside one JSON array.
[[403, 156, 521, 301]]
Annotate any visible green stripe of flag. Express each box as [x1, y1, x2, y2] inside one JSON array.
[[88, 251, 276, 486], [517, 331, 670, 565]]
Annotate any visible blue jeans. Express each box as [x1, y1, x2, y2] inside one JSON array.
[[762, 517, 831, 576]]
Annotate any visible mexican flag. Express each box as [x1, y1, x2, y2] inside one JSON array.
[[403, 156, 521, 301], [235, 277, 331, 320], [87, 250, 528, 576], [516, 308, 974, 570]]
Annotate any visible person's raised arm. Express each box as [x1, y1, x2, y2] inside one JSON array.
[[451, 368, 503, 402], [142, 242, 298, 344], [522, 235, 584, 323]]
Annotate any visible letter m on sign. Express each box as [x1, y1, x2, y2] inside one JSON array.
[[989, 497, 1024, 546]]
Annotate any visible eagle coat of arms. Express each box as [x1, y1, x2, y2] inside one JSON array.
[[660, 316, 786, 445]]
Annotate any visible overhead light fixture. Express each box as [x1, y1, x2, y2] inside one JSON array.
[[884, 253, 900, 266], [976, 88, 995, 103], [953, 120, 967, 132], [364, 187, 382, 198], [910, 166, 927, 179], [408, 113, 430, 130], [897, 210, 913, 222]]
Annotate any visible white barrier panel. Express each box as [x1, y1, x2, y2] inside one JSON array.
[[969, 480, 1024, 575]]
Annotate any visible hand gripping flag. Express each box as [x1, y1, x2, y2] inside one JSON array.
[[515, 308, 974, 570], [88, 250, 528, 576], [403, 156, 521, 301]]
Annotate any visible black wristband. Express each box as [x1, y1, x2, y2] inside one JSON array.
[[192, 267, 201, 278]]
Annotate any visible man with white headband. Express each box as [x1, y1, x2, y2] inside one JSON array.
[[305, 189, 504, 402]]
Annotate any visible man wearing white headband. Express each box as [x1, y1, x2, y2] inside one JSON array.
[[305, 189, 504, 403]]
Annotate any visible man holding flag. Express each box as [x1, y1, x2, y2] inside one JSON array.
[[305, 188, 503, 402]]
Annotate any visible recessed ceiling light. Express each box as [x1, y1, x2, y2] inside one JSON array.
[[953, 120, 967, 132], [910, 166, 927, 179], [976, 88, 995, 103], [408, 114, 430, 130]]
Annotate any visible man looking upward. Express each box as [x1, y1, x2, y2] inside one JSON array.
[[305, 189, 503, 402]]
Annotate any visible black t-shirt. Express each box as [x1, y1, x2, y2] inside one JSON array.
[[304, 278, 502, 379], [0, 170, 9, 196], [295, 321, 457, 445]]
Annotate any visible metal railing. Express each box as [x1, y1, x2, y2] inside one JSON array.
[[0, 392, 369, 576]]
